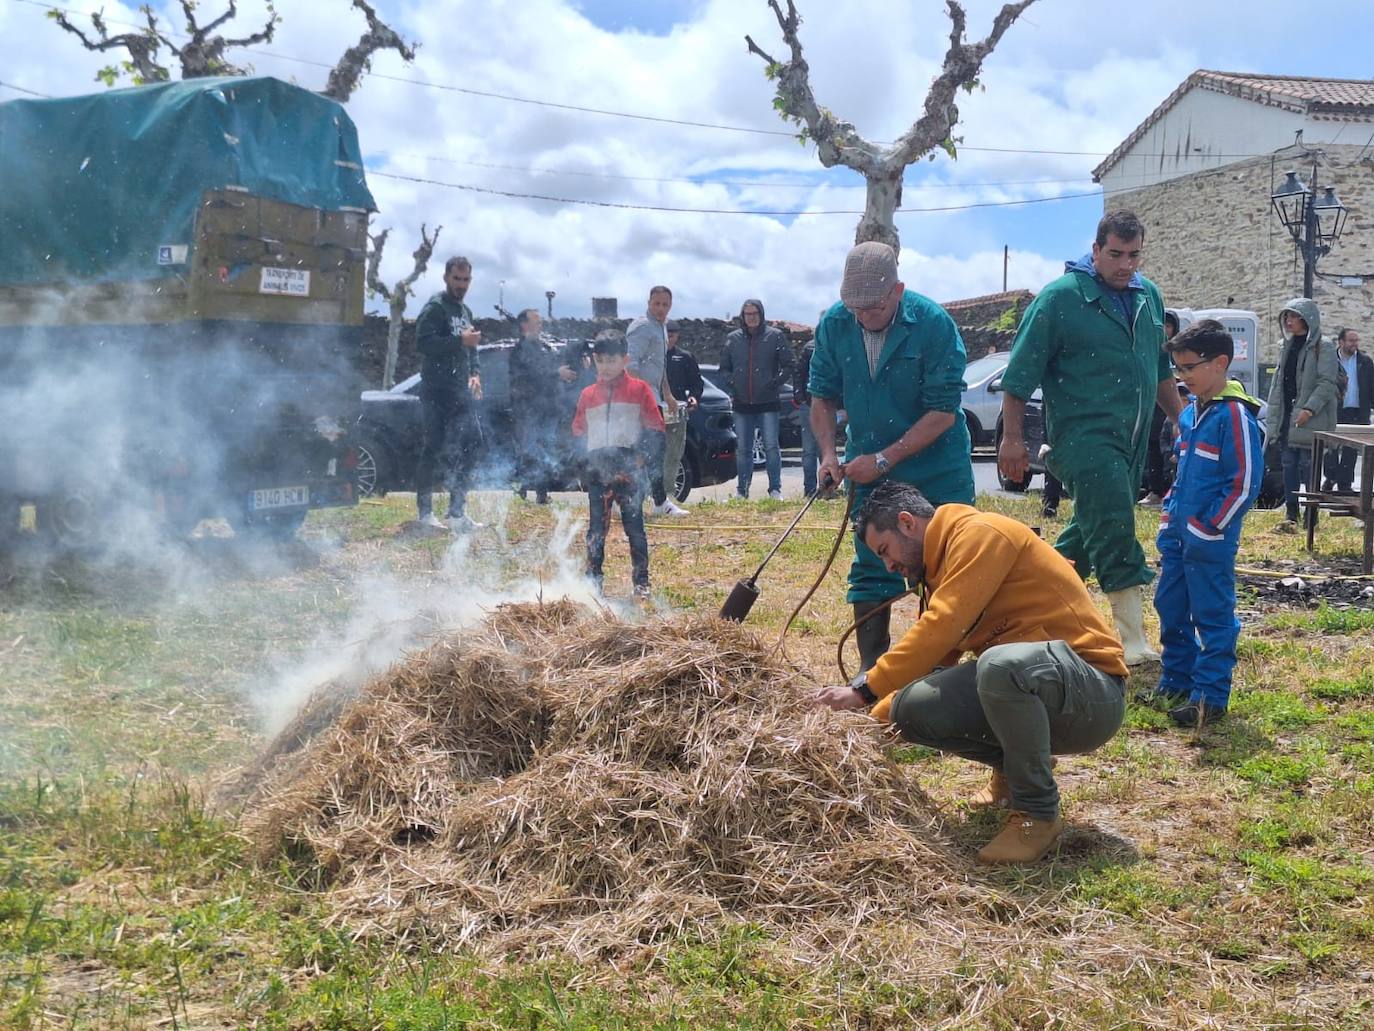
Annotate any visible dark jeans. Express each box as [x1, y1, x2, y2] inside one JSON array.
[[1281, 444, 1311, 521], [1042, 472, 1064, 512], [515, 410, 561, 496], [735, 409, 781, 497], [1322, 407, 1363, 490], [888, 641, 1125, 821], [416, 387, 480, 518], [586, 478, 649, 587], [799, 402, 819, 496], [1143, 403, 1168, 496]]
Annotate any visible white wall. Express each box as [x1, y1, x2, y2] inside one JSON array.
[[1100, 84, 1371, 196]]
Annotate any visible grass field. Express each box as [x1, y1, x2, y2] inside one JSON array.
[[1, 489, 1372, 1029]]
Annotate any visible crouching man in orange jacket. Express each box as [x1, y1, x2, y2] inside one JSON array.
[[815, 481, 1128, 865]]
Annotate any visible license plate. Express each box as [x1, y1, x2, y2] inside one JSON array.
[[250, 485, 309, 510]]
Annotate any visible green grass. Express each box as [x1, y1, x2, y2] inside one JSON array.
[[3, 490, 1374, 1028]]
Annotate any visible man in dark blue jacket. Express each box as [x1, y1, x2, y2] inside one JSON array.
[[415, 257, 483, 531], [720, 299, 792, 500]]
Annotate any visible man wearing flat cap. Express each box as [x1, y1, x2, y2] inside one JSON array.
[[808, 241, 975, 670]]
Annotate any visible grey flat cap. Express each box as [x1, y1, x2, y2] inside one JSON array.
[[840, 241, 899, 309]]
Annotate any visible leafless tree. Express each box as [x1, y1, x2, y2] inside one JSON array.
[[745, 0, 1035, 254], [324, 0, 418, 102], [366, 223, 442, 389], [50, 0, 415, 100]]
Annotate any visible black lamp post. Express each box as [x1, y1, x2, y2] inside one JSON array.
[[1271, 161, 1349, 299]]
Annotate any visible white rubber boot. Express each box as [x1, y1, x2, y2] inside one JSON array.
[[1106, 585, 1160, 666]]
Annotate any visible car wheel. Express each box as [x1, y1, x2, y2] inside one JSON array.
[[752, 429, 766, 468], [353, 435, 391, 498], [674, 450, 700, 502], [993, 427, 1032, 493]]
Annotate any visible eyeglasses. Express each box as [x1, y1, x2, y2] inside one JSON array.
[[1171, 358, 1214, 373]]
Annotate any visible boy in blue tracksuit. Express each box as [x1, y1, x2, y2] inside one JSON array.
[[1152, 319, 1263, 727]]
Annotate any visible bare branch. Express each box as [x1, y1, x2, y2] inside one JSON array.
[[323, 0, 418, 102], [365, 226, 394, 304], [167, 0, 278, 78], [399, 224, 441, 297], [744, 0, 885, 174], [886, 0, 1036, 167], [51, 6, 170, 84]]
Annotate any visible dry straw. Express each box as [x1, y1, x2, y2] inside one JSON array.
[[234, 600, 1009, 959]]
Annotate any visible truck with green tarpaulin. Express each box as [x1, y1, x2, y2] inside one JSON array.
[[0, 75, 375, 546]]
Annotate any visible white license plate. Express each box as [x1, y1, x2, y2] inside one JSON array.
[[250, 485, 309, 510]]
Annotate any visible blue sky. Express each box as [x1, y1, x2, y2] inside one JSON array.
[[2, 0, 1372, 321]]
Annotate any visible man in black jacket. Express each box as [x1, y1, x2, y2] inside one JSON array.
[[720, 298, 792, 500], [415, 257, 483, 531], [509, 309, 576, 504], [1322, 327, 1374, 493], [663, 320, 704, 503]]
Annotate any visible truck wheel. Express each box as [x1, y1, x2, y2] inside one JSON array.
[[230, 508, 308, 541], [353, 436, 391, 498], [994, 427, 1032, 493], [36, 491, 105, 552]]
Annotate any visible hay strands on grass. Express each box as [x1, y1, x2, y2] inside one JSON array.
[[237, 600, 1010, 959]]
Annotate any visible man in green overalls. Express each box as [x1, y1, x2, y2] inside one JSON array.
[[809, 242, 975, 671], [998, 211, 1186, 665]]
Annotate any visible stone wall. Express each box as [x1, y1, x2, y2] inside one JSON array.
[[1110, 144, 1374, 361], [358, 295, 1024, 388]]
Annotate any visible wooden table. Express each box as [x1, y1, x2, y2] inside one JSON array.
[[1304, 426, 1374, 572]]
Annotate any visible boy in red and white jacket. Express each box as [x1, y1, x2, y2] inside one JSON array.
[[572, 333, 665, 597]]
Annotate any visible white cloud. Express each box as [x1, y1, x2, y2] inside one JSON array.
[[5, 0, 1371, 322]]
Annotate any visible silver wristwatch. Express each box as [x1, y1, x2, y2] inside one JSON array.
[[874, 451, 891, 474]]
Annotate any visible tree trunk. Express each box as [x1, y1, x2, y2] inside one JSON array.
[[383, 297, 405, 389], [857, 173, 903, 253]]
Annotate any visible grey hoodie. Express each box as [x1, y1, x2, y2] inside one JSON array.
[[719, 298, 793, 411], [1264, 296, 1340, 448]]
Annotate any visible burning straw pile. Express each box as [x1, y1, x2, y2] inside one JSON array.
[[237, 601, 987, 957]]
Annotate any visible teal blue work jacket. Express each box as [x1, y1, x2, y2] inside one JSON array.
[[808, 293, 974, 506], [1001, 267, 1170, 482]]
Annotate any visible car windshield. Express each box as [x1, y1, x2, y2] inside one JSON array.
[[963, 354, 1009, 384]]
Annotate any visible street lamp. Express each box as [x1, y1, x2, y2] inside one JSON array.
[[1271, 162, 1349, 298]]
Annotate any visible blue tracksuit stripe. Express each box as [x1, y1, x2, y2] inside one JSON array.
[[1153, 392, 1262, 709]]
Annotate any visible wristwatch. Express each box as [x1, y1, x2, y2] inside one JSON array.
[[874, 451, 891, 474], [850, 671, 878, 705]]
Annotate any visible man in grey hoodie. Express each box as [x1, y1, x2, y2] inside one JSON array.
[[719, 298, 793, 499], [1265, 297, 1339, 531]]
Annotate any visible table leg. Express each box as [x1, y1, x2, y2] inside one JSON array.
[[1306, 440, 1321, 553]]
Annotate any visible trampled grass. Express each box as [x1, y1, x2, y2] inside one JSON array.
[[0, 486, 1371, 1028]]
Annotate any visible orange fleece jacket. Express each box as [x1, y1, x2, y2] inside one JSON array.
[[866, 505, 1127, 721]]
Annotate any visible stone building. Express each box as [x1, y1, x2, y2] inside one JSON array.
[[1094, 71, 1374, 359]]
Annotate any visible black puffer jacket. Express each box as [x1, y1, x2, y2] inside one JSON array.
[[719, 298, 793, 412]]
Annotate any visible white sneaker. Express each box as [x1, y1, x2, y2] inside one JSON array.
[[654, 500, 690, 517], [418, 513, 447, 530], [768, 490, 783, 500], [448, 513, 484, 533]]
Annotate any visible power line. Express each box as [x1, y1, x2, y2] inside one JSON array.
[[396, 154, 1097, 191], [369, 168, 1106, 215], [0, 80, 51, 98], [11, 0, 1268, 162]]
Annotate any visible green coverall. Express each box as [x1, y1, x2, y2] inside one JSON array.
[[809, 294, 975, 604], [999, 266, 1170, 594]]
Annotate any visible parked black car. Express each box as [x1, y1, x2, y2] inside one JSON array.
[[699, 364, 803, 467], [354, 340, 737, 502]]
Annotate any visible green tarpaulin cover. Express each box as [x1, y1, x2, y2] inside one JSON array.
[[0, 76, 376, 285]]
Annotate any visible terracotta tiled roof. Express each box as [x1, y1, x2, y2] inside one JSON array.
[[1093, 70, 1374, 181], [942, 289, 1035, 311]]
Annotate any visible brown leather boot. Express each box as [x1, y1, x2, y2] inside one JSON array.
[[969, 768, 1012, 808], [976, 811, 1064, 865]]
